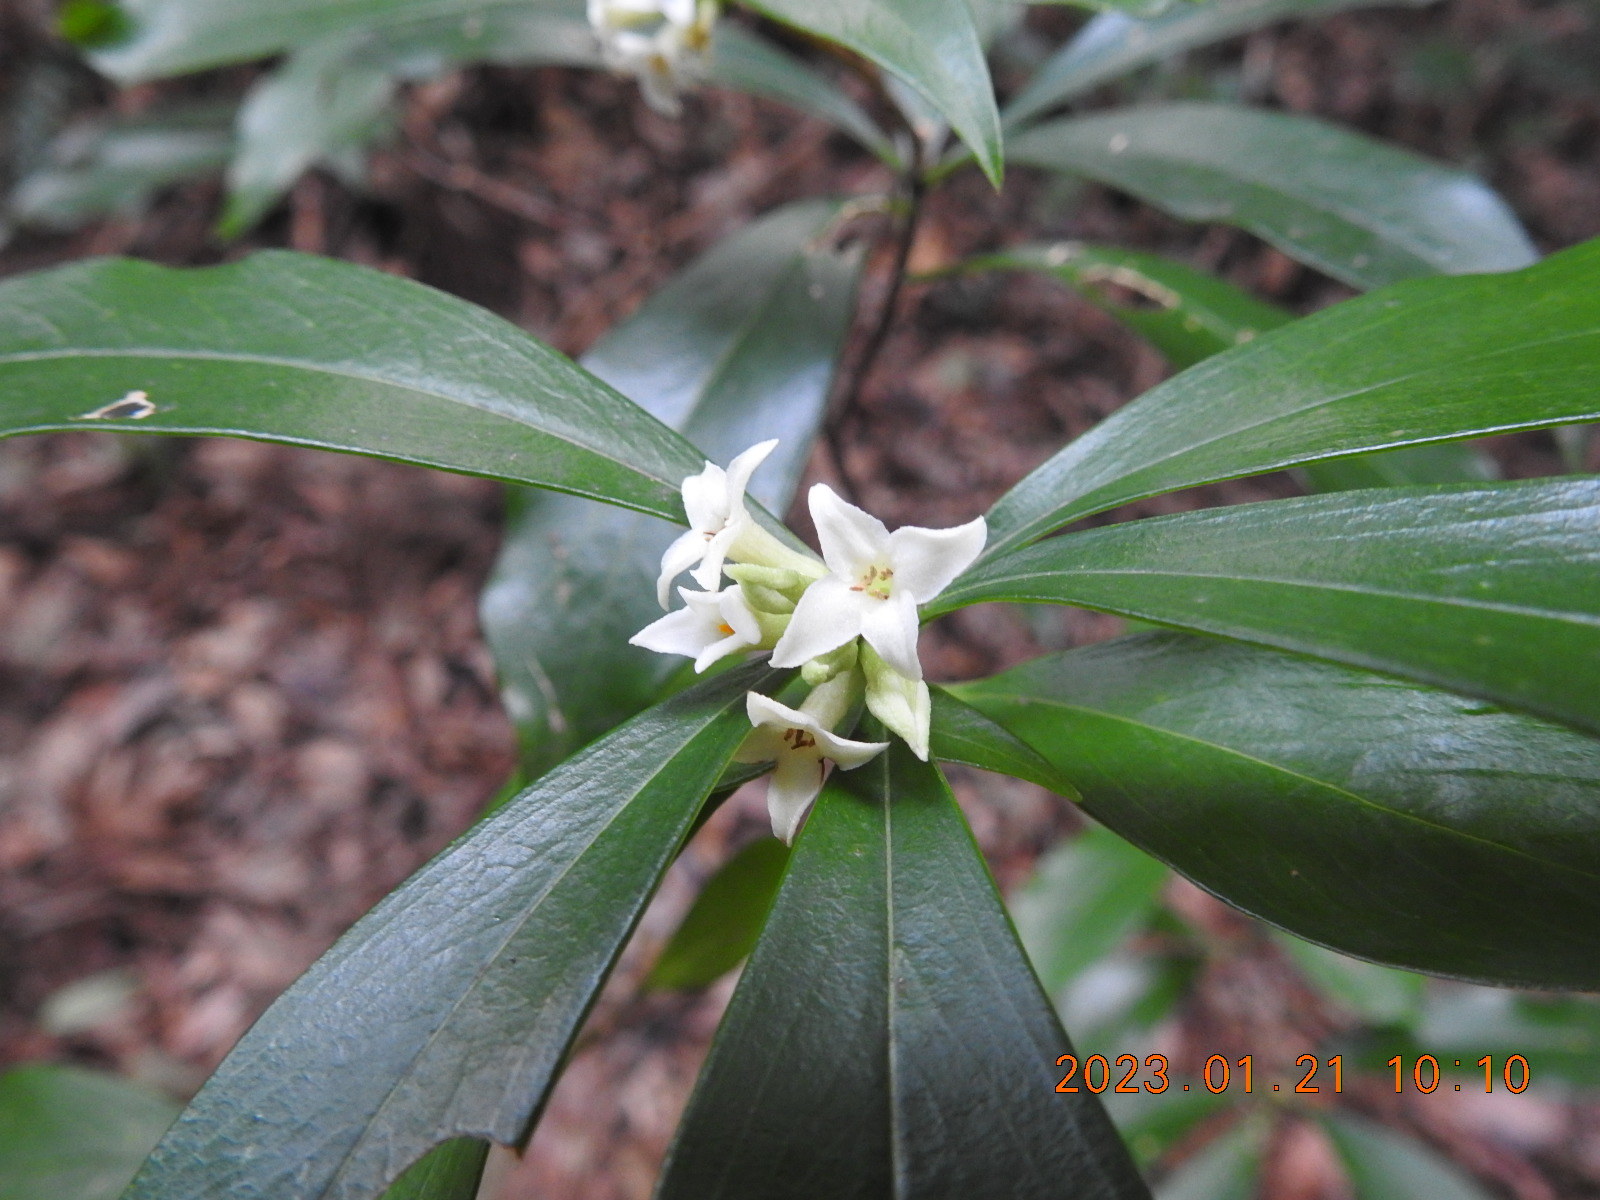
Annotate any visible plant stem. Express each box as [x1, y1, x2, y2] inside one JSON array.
[[824, 145, 926, 502]]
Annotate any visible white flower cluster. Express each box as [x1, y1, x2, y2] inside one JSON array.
[[587, 0, 718, 116], [631, 441, 986, 841]]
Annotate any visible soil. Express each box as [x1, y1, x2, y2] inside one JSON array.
[[0, 0, 1597, 1196]]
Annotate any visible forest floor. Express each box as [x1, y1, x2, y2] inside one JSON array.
[[1, 0, 1598, 1196]]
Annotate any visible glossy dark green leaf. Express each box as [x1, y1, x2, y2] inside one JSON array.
[[91, 0, 574, 79], [1005, 0, 1435, 125], [977, 239, 1600, 557], [940, 479, 1600, 736], [481, 200, 860, 775], [656, 747, 1151, 1199], [645, 837, 790, 991], [958, 633, 1600, 987], [928, 684, 1081, 795], [744, 0, 1004, 185], [220, 43, 395, 236], [7, 105, 232, 231], [1321, 1114, 1495, 1200], [0, 251, 704, 520], [1008, 104, 1534, 290], [1153, 1118, 1268, 1200], [123, 666, 762, 1200], [711, 26, 897, 163], [967, 245, 1497, 486], [378, 1140, 489, 1200], [1012, 824, 1168, 999], [0, 1066, 178, 1200]]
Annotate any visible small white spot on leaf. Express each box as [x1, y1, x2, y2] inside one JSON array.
[[75, 390, 156, 421], [1108, 133, 1130, 154]]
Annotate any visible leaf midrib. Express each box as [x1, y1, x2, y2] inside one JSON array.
[[0, 346, 691, 489], [949, 565, 1600, 627], [322, 711, 731, 1198]]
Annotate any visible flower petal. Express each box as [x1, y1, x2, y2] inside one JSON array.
[[886, 515, 988, 603], [689, 523, 740, 591], [680, 462, 728, 531], [719, 585, 764, 643], [723, 439, 778, 507], [809, 484, 891, 577], [746, 690, 817, 734], [814, 727, 890, 770], [630, 587, 723, 658], [769, 577, 865, 668], [657, 529, 708, 608], [732, 724, 786, 765], [767, 752, 827, 843], [859, 590, 922, 680]]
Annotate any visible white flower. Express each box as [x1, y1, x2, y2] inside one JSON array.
[[770, 484, 987, 681], [655, 439, 775, 608], [733, 691, 888, 843], [588, 0, 716, 117], [629, 585, 762, 672]]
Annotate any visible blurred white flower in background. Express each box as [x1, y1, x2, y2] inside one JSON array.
[[587, 0, 719, 116]]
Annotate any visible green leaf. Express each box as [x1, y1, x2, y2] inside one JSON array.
[[965, 241, 1293, 371], [220, 43, 396, 237], [377, 1140, 489, 1200], [939, 478, 1600, 737], [1271, 933, 1424, 1027], [1012, 824, 1168, 999], [481, 200, 861, 775], [711, 26, 898, 163], [743, 0, 1005, 185], [958, 633, 1600, 987], [1153, 1117, 1268, 1200], [0, 251, 705, 521], [978, 239, 1600, 558], [90, 0, 575, 80], [123, 666, 763, 1200], [1007, 103, 1535, 290], [645, 837, 791, 991], [1005, 0, 1435, 126], [1321, 1114, 1496, 1200], [971, 243, 1498, 485], [929, 684, 1081, 795], [0, 1066, 178, 1200], [7, 105, 232, 231], [656, 747, 1151, 1199]]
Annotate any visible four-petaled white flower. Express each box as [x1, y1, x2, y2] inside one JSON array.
[[770, 484, 986, 681], [733, 692, 888, 843], [655, 439, 775, 608], [629, 585, 762, 672], [587, 0, 716, 117]]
